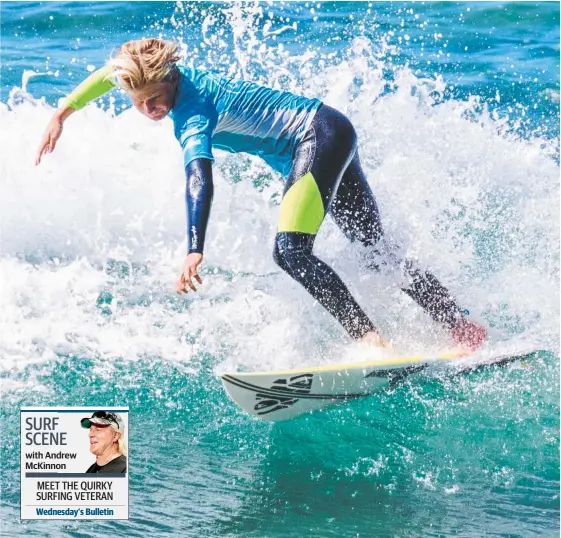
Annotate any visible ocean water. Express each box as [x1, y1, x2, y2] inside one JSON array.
[[1, 2, 559, 537]]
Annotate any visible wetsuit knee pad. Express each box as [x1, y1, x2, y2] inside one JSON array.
[[272, 232, 315, 278]]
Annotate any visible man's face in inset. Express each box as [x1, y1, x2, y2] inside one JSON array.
[[89, 424, 119, 456]]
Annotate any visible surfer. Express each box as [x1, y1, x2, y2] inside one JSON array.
[[35, 38, 486, 351]]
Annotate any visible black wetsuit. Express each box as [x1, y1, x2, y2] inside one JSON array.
[[185, 104, 466, 339]]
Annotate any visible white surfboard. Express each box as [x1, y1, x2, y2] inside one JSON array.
[[220, 348, 544, 421]]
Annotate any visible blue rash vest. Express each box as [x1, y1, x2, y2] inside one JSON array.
[[168, 64, 322, 176]]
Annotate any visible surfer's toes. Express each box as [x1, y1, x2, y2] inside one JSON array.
[[451, 320, 487, 351]]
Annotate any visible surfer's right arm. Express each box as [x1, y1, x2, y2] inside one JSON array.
[[35, 66, 116, 166], [35, 104, 75, 166]]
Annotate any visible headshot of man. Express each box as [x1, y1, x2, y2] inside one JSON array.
[[81, 411, 127, 474]]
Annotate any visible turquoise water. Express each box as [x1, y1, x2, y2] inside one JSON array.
[[1, 2, 559, 537]]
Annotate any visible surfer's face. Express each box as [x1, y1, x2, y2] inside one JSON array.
[[130, 81, 176, 121], [88, 424, 118, 455]]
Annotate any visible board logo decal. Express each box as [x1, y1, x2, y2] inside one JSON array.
[[363, 364, 429, 386], [254, 374, 313, 415]]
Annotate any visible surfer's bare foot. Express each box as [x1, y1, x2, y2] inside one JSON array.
[[451, 320, 487, 352], [360, 330, 391, 348]]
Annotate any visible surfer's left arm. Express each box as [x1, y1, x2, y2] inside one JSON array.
[[176, 158, 214, 294], [35, 66, 116, 166], [173, 105, 216, 295]]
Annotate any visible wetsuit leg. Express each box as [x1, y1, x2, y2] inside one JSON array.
[[273, 105, 377, 340], [330, 152, 465, 328]]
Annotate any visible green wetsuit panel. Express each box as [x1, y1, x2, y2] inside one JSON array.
[[277, 172, 325, 234], [66, 65, 116, 110]]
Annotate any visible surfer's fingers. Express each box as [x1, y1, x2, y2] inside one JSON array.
[[182, 269, 196, 292], [187, 265, 202, 289], [36, 116, 63, 164], [185, 276, 197, 292], [175, 278, 184, 294], [175, 273, 188, 295], [47, 130, 61, 152], [35, 137, 50, 165], [37, 133, 58, 161], [37, 146, 50, 165]]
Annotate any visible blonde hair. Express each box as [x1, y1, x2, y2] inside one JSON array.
[[107, 38, 181, 92], [117, 435, 128, 457], [111, 427, 128, 457]]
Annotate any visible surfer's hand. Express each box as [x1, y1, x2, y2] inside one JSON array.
[[35, 106, 75, 166], [176, 253, 203, 294], [35, 114, 64, 166]]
